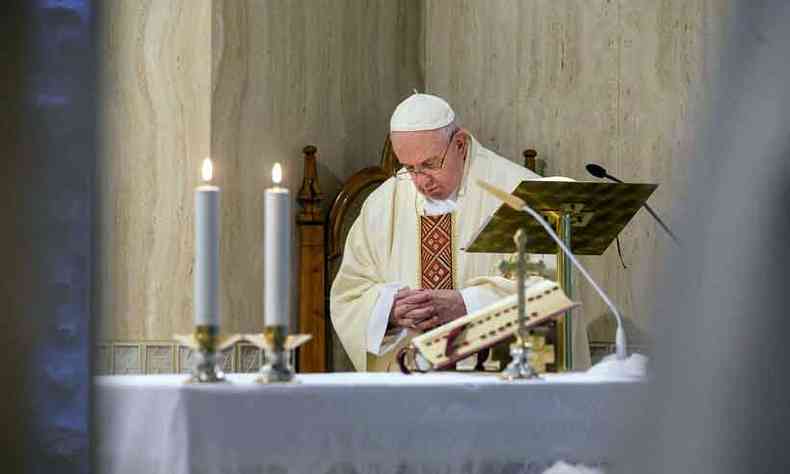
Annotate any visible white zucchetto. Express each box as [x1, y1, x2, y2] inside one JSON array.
[[390, 93, 455, 132]]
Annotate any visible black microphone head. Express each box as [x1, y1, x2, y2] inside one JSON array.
[[586, 163, 608, 179]]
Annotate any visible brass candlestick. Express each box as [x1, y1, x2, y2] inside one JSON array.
[[258, 325, 292, 383], [174, 329, 245, 383], [187, 325, 226, 383], [246, 326, 312, 384], [174, 328, 312, 384]]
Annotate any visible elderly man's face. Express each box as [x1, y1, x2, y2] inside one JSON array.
[[390, 128, 467, 201]]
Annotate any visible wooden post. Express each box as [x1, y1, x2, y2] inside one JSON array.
[[523, 149, 538, 173], [296, 145, 326, 372]]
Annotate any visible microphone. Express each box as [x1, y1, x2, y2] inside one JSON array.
[[585, 163, 620, 181], [477, 180, 628, 361], [585, 163, 679, 244]]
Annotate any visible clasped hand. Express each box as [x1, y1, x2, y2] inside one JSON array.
[[388, 288, 467, 332]]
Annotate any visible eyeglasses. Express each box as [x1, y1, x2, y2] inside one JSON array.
[[395, 131, 457, 181]]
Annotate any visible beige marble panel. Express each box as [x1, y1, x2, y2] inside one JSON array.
[[97, 0, 212, 340], [144, 344, 176, 374], [425, 0, 728, 349], [177, 345, 195, 374], [96, 344, 113, 375], [238, 344, 263, 373], [98, 0, 423, 344], [211, 0, 424, 333], [112, 344, 142, 375]]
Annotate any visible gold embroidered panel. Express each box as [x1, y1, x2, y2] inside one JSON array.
[[420, 213, 454, 290]]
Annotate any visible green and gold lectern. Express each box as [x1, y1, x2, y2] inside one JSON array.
[[465, 180, 657, 371]]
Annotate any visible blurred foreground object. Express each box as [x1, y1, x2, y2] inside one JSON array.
[[617, 1, 790, 472]]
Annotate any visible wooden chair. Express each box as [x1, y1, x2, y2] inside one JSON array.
[[296, 139, 396, 372], [324, 140, 397, 371]]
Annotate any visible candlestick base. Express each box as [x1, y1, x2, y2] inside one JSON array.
[[174, 326, 229, 384], [173, 328, 312, 384], [257, 346, 295, 383], [189, 348, 226, 383], [499, 338, 540, 381], [250, 326, 312, 384]]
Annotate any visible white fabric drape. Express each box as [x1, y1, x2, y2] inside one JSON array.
[[96, 372, 642, 474]]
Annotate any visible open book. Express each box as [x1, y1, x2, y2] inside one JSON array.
[[404, 278, 578, 371]]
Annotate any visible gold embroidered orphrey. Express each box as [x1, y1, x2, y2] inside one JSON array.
[[419, 213, 455, 290]]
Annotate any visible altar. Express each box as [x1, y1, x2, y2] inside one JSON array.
[[96, 371, 645, 474]]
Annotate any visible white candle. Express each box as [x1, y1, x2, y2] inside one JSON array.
[[264, 162, 291, 328], [195, 158, 220, 327]]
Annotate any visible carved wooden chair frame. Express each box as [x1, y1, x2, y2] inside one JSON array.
[[296, 138, 397, 372], [327, 138, 397, 263]]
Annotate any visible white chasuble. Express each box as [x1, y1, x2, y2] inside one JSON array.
[[330, 135, 591, 371]]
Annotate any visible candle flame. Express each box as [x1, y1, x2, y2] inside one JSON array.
[[201, 158, 214, 182], [272, 163, 282, 184]]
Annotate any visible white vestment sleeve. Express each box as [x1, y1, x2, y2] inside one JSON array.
[[367, 283, 408, 355]]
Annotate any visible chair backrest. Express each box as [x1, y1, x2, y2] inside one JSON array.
[[324, 137, 396, 371], [327, 136, 397, 276]]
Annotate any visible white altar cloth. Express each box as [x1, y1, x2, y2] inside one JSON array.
[[96, 372, 644, 474]]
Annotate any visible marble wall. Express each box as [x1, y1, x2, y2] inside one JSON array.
[[97, 1, 423, 344], [424, 0, 728, 346], [211, 0, 423, 333], [97, 0, 212, 341], [98, 0, 728, 363]]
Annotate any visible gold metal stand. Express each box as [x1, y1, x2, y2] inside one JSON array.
[[247, 326, 312, 384], [173, 328, 312, 384], [174, 326, 228, 383], [467, 179, 658, 372], [549, 212, 574, 371]]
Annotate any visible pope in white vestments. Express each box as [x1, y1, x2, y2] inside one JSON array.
[[330, 93, 590, 371]]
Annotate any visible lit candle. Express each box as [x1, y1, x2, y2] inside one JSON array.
[[264, 162, 291, 328], [195, 158, 220, 327]]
